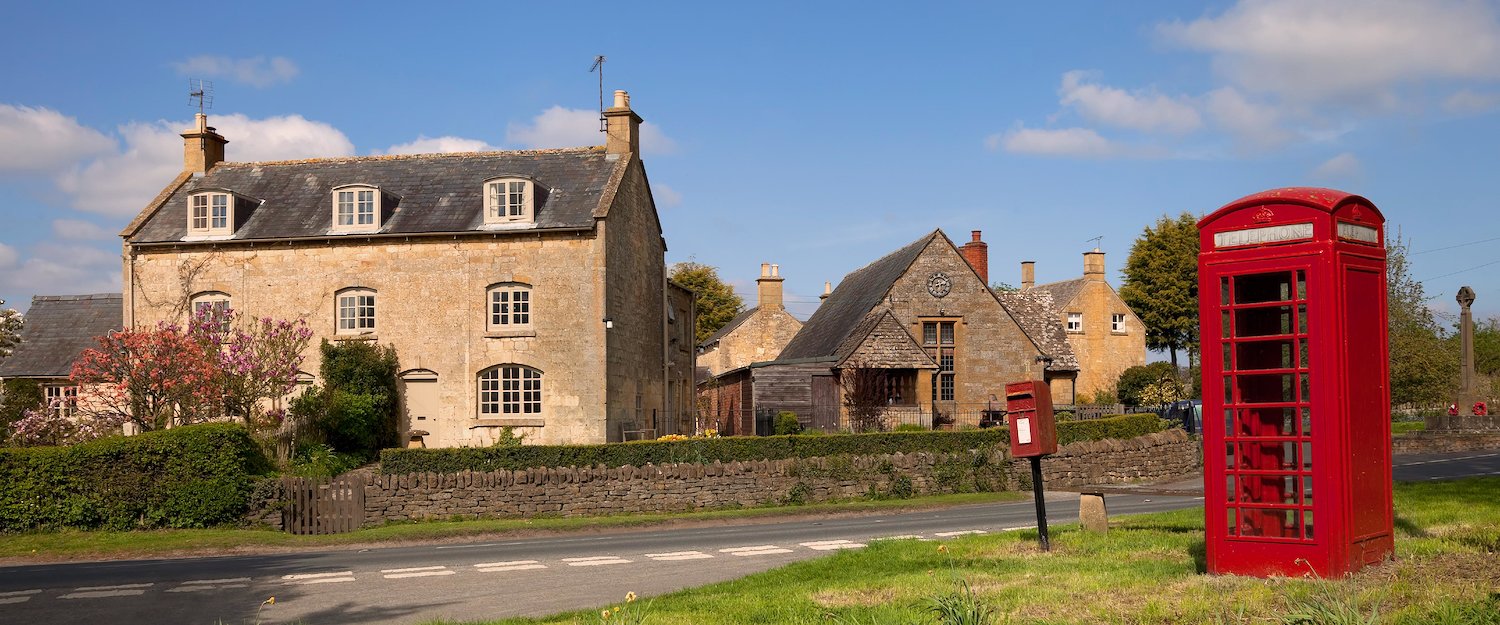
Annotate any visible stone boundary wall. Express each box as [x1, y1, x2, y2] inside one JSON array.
[[1393, 431, 1500, 455], [248, 430, 1198, 529]]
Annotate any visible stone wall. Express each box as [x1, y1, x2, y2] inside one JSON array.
[[315, 430, 1199, 527], [1392, 431, 1500, 455]]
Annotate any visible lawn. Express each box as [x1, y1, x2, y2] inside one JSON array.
[[1391, 420, 1427, 435], [460, 477, 1500, 625], [0, 491, 1024, 562]]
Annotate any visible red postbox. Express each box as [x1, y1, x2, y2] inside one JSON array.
[[1006, 381, 1057, 458], [1198, 187, 1392, 577]]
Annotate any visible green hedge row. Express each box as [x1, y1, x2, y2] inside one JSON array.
[[381, 413, 1168, 475], [0, 423, 274, 532]]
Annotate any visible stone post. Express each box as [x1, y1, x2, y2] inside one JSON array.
[[1457, 286, 1477, 418]]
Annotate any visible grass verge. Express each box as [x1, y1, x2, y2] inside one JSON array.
[[0, 491, 1024, 563], [457, 477, 1500, 625], [1391, 420, 1428, 435]]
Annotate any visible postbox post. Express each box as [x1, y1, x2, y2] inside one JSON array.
[[1006, 380, 1058, 551]]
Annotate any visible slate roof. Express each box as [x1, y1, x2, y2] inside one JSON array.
[[0, 294, 122, 379], [127, 148, 622, 243], [994, 290, 1079, 371], [833, 309, 937, 369], [1032, 277, 1086, 309], [776, 231, 937, 360], [699, 307, 757, 348]]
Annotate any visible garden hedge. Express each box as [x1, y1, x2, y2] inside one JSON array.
[[0, 423, 274, 531], [381, 413, 1168, 474]]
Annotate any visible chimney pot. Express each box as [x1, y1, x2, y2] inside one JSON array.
[[1021, 261, 1035, 290], [959, 230, 989, 286], [756, 262, 785, 309], [821, 281, 832, 301], [971, 230, 982, 242], [613, 89, 629, 108], [603, 89, 642, 155]]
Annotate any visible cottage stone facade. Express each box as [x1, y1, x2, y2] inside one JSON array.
[[696, 263, 803, 377], [1024, 250, 1147, 401], [120, 91, 693, 446]]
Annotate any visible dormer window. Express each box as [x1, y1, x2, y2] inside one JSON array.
[[189, 192, 232, 236], [332, 185, 381, 233], [484, 178, 533, 224]]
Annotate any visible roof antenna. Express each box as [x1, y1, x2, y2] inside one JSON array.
[[188, 78, 214, 115], [1086, 235, 1103, 251], [589, 55, 606, 132]]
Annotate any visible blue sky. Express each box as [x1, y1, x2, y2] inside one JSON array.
[[2, 0, 1499, 331]]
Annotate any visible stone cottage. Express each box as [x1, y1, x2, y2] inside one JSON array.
[[119, 90, 694, 446], [0, 294, 123, 418], [695, 262, 803, 377], [1022, 249, 1147, 402]]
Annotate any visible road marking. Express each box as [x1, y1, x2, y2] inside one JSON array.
[[0, 590, 42, 605], [719, 545, 794, 556], [645, 550, 715, 561], [563, 556, 632, 567], [801, 540, 865, 551], [475, 560, 548, 573], [167, 577, 252, 592], [61, 583, 153, 599], [1000, 525, 1033, 531], [933, 530, 988, 537], [381, 566, 455, 579], [282, 571, 356, 584]]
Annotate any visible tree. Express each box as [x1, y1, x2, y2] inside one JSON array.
[[1120, 213, 1200, 369], [1115, 362, 1179, 406], [1, 378, 44, 439], [287, 339, 400, 460], [670, 262, 744, 344], [188, 306, 312, 429], [838, 367, 891, 433], [70, 323, 219, 431], [1386, 235, 1459, 405], [0, 299, 21, 360]]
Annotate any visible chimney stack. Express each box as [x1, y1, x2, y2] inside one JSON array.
[[820, 281, 832, 301], [1021, 261, 1035, 290], [757, 262, 785, 309], [603, 90, 642, 155], [181, 113, 227, 174], [959, 230, 989, 286], [1084, 248, 1106, 281]]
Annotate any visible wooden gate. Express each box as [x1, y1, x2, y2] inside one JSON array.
[[281, 475, 366, 535]]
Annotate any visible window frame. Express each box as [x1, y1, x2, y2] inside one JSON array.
[[1066, 312, 1084, 333], [331, 184, 382, 233], [188, 191, 234, 236], [483, 177, 534, 225], [44, 385, 79, 419], [335, 287, 378, 335], [921, 320, 958, 402], [1111, 313, 1128, 333], [486, 283, 533, 331], [478, 364, 543, 416]]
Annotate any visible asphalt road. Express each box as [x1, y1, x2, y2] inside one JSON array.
[[0, 449, 1492, 625]]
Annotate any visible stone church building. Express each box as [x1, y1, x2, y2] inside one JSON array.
[[119, 91, 695, 446]]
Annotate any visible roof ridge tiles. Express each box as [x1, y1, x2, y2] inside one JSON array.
[[32, 293, 124, 302], [218, 145, 605, 168]]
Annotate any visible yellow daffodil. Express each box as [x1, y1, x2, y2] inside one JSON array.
[[262, 597, 276, 606], [625, 592, 637, 603]]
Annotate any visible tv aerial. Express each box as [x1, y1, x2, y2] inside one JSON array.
[[188, 79, 214, 115], [589, 55, 606, 132], [1086, 235, 1103, 251]]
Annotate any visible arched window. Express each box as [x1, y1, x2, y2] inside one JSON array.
[[478, 365, 542, 415], [483, 177, 534, 224], [335, 287, 377, 334], [190, 291, 232, 315], [486, 283, 532, 330]]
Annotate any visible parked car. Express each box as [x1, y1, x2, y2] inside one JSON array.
[[1162, 399, 1203, 434]]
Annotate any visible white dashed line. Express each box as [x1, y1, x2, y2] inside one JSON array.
[[645, 550, 715, 561], [167, 577, 252, 592], [0, 590, 41, 605], [933, 530, 988, 537], [800, 540, 865, 551], [61, 583, 153, 599], [475, 560, 548, 573], [381, 566, 455, 579], [562, 556, 632, 567], [282, 571, 356, 585], [719, 545, 794, 556], [870, 534, 928, 541]]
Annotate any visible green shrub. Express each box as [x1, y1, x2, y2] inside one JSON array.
[[0, 423, 273, 531], [380, 413, 1167, 474], [287, 443, 366, 478], [773, 411, 803, 435], [0, 378, 44, 436], [893, 423, 928, 432], [1116, 362, 1180, 406], [295, 340, 401, 458]]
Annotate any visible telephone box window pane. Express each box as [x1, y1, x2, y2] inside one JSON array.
[[1297, 304, 1308, 334], [1223, 410, 1234, 435], [1301, 442, 1313, 470], [1239, 508, 1296, 538], [1233, 272, 1293, 304], [1238, 407, 1295, 436], [1237, 373, 1295, 404], [1225, 442, 1235, 469], [1303, 480, 1313, 506], [1238, 442, 1295, 471], [1222, 344, 1232, 371], [1220, 277, 1230, 305], [1236, 340, 1292, 370], [1301, 408, 1312, 436], [1282, 476, 1299, 504], [1221, 311, 1231, 338], [1298, 338, 1309, 368], [1235, 306, 1292, 337], [1226, 476, 1236, 502], [1280, 408, 1296, 435], [1227, 509, 1238, 536], [1299, 373, 1310, 403], [1296, 271, 1307, 300], [1223, 376, 1233, 404], [1304, 510, 1315, 539]]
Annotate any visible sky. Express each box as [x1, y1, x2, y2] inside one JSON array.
[[2, 0, 1499, 333]]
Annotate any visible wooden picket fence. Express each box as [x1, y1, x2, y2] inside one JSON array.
[[281, 475, 366, 535]]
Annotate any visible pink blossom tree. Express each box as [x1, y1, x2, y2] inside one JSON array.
[[70, 323, 219, 431]]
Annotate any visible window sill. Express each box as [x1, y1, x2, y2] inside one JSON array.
[[333, 333, 378, 341], [470, 418, 544, 428], [485, 329, 536, 339], [1111, 331, 1129, 336], [1066, 330, 1084, 335]]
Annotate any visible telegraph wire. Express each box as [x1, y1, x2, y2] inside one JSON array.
[[1413, 235, 1500, 255], [1419, 258, 1500, 282]]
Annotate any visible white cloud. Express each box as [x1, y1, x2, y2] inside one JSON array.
[[1311, 152, 1362, 179], [173, 55, 300, 88], [1204, 87, 1297, 150], [0, 104, 115, 174], [0, 242, 121, 297], [378, 135, 498, 155], [1159, 0, 1500, 103], [0, 242, 17, 269], [52, 219, 114, 241], [1058, 71, 1202, 134], [55, 113, 354, 217], [988, 126, 1121, 158], [506, 106, 677, 154], [1444, 89, 1500, 115], [652, 183, 682, 208]]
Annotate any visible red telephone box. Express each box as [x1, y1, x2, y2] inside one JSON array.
[[1005, 381, 1057, 457], [1198, 187, 1392, 577]]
